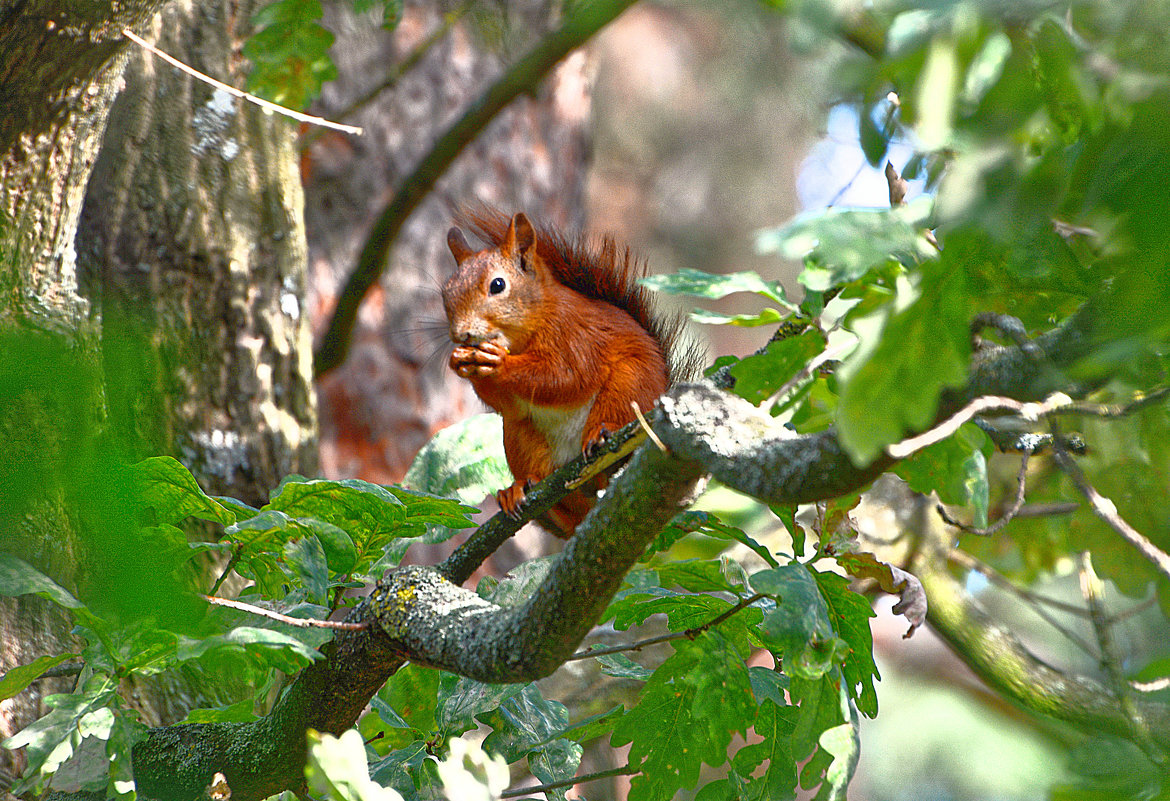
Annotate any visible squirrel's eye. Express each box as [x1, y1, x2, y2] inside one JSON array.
[[489, 277, 506, 295]]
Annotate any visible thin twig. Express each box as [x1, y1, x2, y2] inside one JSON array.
[[937, 446, 1034, 537], [1055, 385, 1170, 418], [568, 592, 767, 661], [208, 547, 241, 596], [500, 764, 639, 798], [121, 28, 363, 135], [1051, 446, 1170, 583], [946, 549, 1097, 655], [1012, 501, 1081, 518], [1079, 553, 1160, 761], [202, 595, 368, 630], [631, 401, 666, 452], [887, 393, 1073, 459]]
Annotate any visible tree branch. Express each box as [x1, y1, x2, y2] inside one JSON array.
[[911, 511, 1170, 756], [366, 441, 706, 682]]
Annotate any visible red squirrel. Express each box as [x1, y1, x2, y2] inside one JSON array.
[[441, 208, 694, 536]]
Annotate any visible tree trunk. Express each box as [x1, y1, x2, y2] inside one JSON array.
[[1, 0, 317, 791], [78, 0, 319, 506], [1, 1, 165, 790]]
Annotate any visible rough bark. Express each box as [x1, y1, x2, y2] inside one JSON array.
[[77, 0, 319, 505]]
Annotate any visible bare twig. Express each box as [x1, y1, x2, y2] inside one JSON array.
[[568, 592, 767, 661], [946, 549, 1097, 655], [631, 401, 667, 453], [121, 29, 363, 135], [1012, 501, 1081, 518], [938, 446, 1034, 537], [500, 764, 639, 799], [202, 595, 369, 630], [887, 393, 1073, 459], [1051, 447, 1170, 583], [1080, 553, 1161, 762], [1056, 385, 1170, 418]]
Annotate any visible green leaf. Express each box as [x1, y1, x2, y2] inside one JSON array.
[[755, 200, 935, 291], [553, 705, 626, 745], [916, 35, 959, 150], [404, 413, 511, 508], [368, 741, 434, 798], [595, 653, 653, 681], [788, 674, 846, 770], [131, 455, 236, 525], [0, 653, 79, 701], [479, 684, 582, 794], [858, 104, 888, 166], [728, 328, 827, 405], [642, 269, 797, 309], [748, 666, 789, 707], [284, 535, 329, 604], [479, 684, 568, 760], [0, 553, 85, 610], [836, 261, 973, 464], [265, 477, 406, 571], [683, 630, 757, 752], [688, 307, 787, 327], [752, 564, 849, 681], [383, 485, 479, 531], [894, 423, 990, 524], [812, 569, 879, 717], [4, 675, 119, 796], [819, 720, 861, 801], [612, 634, 756, 801], [436, 674, 525, 738], [177, 626, 324, 674], [245, 0, 337, 110], [730, 699, 799, 800], [607, 592, 760, 653], [653, 558, 748, 594]]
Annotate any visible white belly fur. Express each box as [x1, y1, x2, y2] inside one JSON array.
[[516, 394, 597, 468]]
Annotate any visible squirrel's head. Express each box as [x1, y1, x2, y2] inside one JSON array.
[[441, 212, 551, 354]]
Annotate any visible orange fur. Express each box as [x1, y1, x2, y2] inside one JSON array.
[[441, 209, 684, 537]]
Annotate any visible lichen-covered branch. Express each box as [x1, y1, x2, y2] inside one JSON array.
[[367, 441, 706, 682]]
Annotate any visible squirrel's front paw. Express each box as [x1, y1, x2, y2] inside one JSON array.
[[497, 477, 535, 519], [451, 341, 506, 377], [582, 424, 614, 460]]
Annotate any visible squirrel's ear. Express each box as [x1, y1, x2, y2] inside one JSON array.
[[447, 227, 474, 264], [506, 213, 537, 263]]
